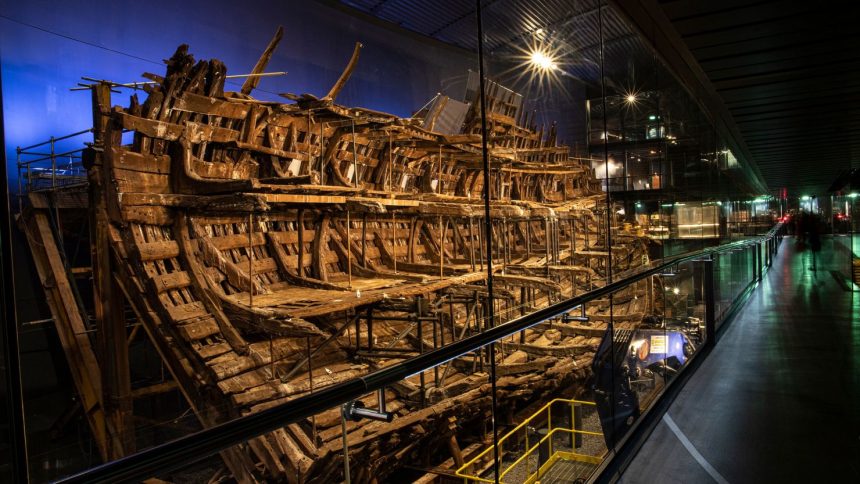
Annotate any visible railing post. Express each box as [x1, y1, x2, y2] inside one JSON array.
[[765, 239, 771, 268], [703, 255, 715, 346], [756, 243, 762, 281]]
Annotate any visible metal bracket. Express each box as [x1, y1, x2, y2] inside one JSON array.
[[342, 388, 393, 422]]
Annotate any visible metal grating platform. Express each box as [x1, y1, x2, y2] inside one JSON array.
[[540, 458, 598, 483]]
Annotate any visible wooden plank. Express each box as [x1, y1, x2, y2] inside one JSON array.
[[117, 112, 184, 141], [137, 240, 180, 261], [211, 232, 266, 251], [195, 226, 268, 295], [165, 301, 209, 322], [20, 210, 116, 459], [175, 215, 250, 355], [193, 342, 232, 360], [268, 230, 313, 246], [113, 167, 170, 193], [177, 317, 220, 341], [110, 247, 258, 481], [173, 92, 250, 119], [131, 381, 178, 399], [121, 206, 174, 225], [111, 147, 171, 174], [149, 271, 192, 293], [116, 112, 239, 144]]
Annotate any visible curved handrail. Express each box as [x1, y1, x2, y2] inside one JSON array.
[[56, 224, 783, 483]]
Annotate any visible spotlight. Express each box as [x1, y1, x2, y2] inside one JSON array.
[[529, 50, 557, 71], [625, 94, 637, 104], [673, 287, 680, 295]]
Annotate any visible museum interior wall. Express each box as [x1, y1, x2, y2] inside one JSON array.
[[0, 0, 781, 482]]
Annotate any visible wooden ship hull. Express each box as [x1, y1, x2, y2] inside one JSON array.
[[20, 31, 656, 483]]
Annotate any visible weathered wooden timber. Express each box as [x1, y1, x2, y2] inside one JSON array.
[[20, 29, 658, 483]]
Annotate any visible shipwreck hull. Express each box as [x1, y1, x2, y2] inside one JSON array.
[[19, 36, 657, 483]]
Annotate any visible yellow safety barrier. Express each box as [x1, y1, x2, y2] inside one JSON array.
[[455, 398, 603, 483]]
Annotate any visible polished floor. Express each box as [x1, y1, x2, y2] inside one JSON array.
[[621, 236, 860, 483]]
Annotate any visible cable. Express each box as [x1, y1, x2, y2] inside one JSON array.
[[0, 13, 282, 96], [0, 13, 162, 66]]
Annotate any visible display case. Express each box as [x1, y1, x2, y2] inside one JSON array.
[[676, 203, 719, 239]]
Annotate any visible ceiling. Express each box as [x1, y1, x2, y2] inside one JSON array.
[[333, 0, 860, 196], [657, 0, 860, 196]]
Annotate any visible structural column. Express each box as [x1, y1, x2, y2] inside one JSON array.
[[90, 83, 134, 457]]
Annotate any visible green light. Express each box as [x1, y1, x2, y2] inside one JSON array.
[[848, 193, 860, 198], [801, 195, 811, 201], [648, 115, 656, 120]]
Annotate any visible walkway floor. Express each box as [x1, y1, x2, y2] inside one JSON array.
[[621, 235, 860, 483]]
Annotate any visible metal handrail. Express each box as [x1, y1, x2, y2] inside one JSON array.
[[16, 128, 93, 152], [18, 148, 85, 165], [55, 223, 783, 484], [455, 398, 601, 483]]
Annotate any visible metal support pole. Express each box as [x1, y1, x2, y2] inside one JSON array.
[[703, 255, 716, 346], [340, 411, 351, 484]]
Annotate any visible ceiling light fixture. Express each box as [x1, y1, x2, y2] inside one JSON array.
[[529, 50, 557, 71]]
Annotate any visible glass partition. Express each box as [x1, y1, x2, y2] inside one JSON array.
[[2, 1, 778, 482]]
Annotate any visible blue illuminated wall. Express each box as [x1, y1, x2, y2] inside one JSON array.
[[0, 0, 479, 187]]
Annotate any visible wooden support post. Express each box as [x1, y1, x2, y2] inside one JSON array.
[[416, 296, 426, 408], [306, 337, 317, 448], [526, 219, 531, 259], [297, 209, 305, 275], [248, 213, 254, 308], [477, 216, 484, 271], [391, 213, 397, 274], [468, 217, 476, 271], [433, 313, 439, 387], [544, 217, 551, 277], [89, 86, 134, 457], [448, 434, 465, 468], [387, 132, 393, 192], [346, 211, 352, 289], [361, 214, 367, 267], [438, 144, 443, 195], [351, 121, 358, 188], [367, 307, 374, 351], [439, 215, 444, 280], [319, 120, 325, 184]]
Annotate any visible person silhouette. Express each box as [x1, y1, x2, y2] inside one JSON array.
[[808, 213, 822, 271]]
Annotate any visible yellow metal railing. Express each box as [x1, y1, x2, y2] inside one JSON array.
[[455, 398, 603, 483]]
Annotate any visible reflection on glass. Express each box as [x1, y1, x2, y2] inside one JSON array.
[[1, 0, 785, 482]]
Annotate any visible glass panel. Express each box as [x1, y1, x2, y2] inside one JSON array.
[[2, 1, 782, 482], [2, 1, 500, 481]]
